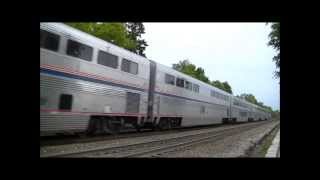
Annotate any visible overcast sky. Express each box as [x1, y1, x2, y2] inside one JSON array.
[[142, 23, 280, 110]]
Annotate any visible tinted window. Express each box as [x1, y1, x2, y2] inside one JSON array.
[[185, 81, 192, 90], [59, 94, 73, 110], [240, 111, 247, 117], [121, 59, 138, 75], [126, 92, 140, 113], [98, 50, 118, 69], [40, 29, 60, 51], [66, 39, 93, 61], [176, 78, 184, 88], [121, 59, 130, 72], [165, 74, 175, 85]]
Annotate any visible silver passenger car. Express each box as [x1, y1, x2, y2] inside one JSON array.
[[40, 23, 150, 136]]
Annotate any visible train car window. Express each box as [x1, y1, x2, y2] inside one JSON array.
[[66, 39, 93, 61], [185, 81, 192, 90], [59, 94, 73, 110], [130, 61, 138, 74], [193, 84, 199, 93], [240, 111, 247, 117], [121, 59, 138, 75], [40, 29, 60, 51], [176, 78, 185, 88], [97, 50, 118, 69], [165, 74, 175, 85], [121, 59, 130, 72], [126, 92, 140, 113]]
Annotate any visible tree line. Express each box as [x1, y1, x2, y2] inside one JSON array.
[[66, 22, 148, 57], [267, 22, 280, 80], [172, 60, 275, 112], [172, 60, 233, 94], [235, 93, 273, 112]]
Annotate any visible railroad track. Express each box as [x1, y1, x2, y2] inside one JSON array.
[[40, 122, 244, 147], [42, 121, 275, 158]]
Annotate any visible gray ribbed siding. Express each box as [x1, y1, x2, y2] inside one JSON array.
[[40, 113, 90, 136], [40, 73, 148, 136]]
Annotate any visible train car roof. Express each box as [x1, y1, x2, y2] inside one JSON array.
[[41, 23, 150, 66]]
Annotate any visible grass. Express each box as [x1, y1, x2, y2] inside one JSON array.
[[247, 125, 280, 157]]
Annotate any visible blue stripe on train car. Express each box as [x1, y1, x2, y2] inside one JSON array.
[[40, 68, 227, 108]]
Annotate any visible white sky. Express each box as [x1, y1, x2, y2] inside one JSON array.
[[142, 23, 280, 111]]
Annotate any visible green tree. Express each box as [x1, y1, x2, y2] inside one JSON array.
[[267, 22, 280, 79], [173, 60, 232, 93], [257, 101, 264, 107], [211, 80, 224, 91], [126, 23, 148, 57], [239, 93, 258, 105], [239, 93, 273, 112], [66, 22, 148, 56], [221, 81, 232, 94], [195, 67, 210, 83], [173, 60, 211, 84], [265, 106, 273, 112], [173, 60, 197, 78]]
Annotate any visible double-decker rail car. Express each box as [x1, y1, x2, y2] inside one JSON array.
[[40, 23, 271, 136], [153, 63, 231, 129], [40, 23, 151, 136]]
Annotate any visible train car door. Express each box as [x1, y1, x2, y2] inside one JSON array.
[[229, 97, 232, 120], [147, 60, 157, 124], [200, 105, 206, 122]]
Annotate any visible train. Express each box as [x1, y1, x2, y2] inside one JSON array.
[[40, 23, 271, 136]]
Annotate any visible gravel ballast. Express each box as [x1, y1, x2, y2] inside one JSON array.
[[159, 121, 279, 157], [41, 123, 243, 156], [40, 121, 279, 157]]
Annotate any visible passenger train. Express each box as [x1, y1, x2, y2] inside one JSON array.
[[40, 23, 271, 136]]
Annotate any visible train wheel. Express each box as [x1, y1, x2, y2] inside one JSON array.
[[158, 119, 169, 130], [233, 118, 237, 123], [107, 117, 121, 134], [86, 117, 99, 135], [168, 120, 172, 129], [134, 123, 141, 132]]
